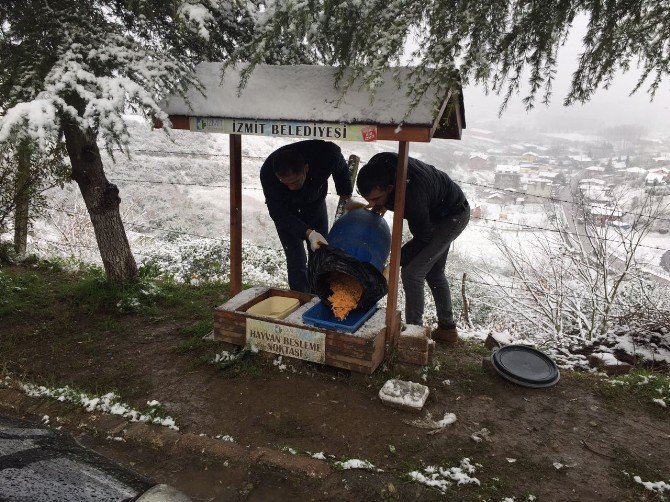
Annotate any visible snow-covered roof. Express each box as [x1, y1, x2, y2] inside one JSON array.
[[161, 63, 464, 138], [495, 164, 519, 173], [585, 165, 605, 171], [469, 152, 489, 160], [647, 172, 667, 183], [589, 205, 622, 217], [579, 178, 605, 185], [625, 167, 647, 174]]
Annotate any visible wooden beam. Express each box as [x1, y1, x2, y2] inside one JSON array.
[[385, 141, 410, 353], [430, 91, 452, 139], [377, 125, 431, 142], [230, 134, 243, 296], [432, 92, 465, 140], [157, 115, 190, 130]]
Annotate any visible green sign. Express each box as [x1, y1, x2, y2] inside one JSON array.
[[191, 117, 377, 142]]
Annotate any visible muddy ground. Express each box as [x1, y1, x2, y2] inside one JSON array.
[[1, 264, 668, 501]]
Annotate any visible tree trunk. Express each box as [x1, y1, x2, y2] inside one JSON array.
[[13, 140, 31, 257], [62, 121, 138, 283]]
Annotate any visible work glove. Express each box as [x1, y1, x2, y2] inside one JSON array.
[[307, 230, 328, 251]]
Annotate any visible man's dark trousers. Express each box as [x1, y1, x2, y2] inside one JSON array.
[[276, 200, 329, 293]]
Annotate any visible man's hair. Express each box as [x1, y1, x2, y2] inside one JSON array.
[[272, 148, 307, 176], [356, 152, 397, 196]]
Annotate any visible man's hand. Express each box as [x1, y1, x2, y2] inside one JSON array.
[[307, 230, 328, 251]]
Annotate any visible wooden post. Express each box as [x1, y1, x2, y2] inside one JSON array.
[[385, 141, 410, 352], [230, 134, 242, 296]]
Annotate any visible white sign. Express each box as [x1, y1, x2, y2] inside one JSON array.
[[191, 117, 377, 142], [246, 318, 326, 363]]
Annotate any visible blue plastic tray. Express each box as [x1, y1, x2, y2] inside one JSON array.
[[302, 301, 377, 333]]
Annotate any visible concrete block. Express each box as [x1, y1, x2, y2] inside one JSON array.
[[379, 379, 429, 412]]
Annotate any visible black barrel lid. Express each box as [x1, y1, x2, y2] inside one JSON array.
[[490, 345, 560, 388]]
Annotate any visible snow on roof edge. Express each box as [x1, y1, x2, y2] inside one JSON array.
[[161, 63, 454, 127]]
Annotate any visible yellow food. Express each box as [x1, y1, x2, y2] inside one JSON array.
[[328, 273, 363, 320]]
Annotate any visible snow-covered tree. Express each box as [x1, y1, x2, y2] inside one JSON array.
[[230, 0, 670, 114], [478, 193, 668, 341], [0, 1, 265, 282], [0, 138, 68, 257]]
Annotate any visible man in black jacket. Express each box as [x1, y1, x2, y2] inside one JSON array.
[[260, 140, 353, 292], [356, 152, 469, 343]]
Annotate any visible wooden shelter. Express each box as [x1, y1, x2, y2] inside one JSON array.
[[159, 63, 465, 373]]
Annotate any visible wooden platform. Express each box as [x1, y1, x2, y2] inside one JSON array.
[[213, 287, 400, 374]]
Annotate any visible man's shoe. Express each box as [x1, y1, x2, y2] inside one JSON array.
[[431, 325, 459, 344]]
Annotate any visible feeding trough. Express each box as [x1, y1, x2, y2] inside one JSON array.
[[158, 63, 465, 373]]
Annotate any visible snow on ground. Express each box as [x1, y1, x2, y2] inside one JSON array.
[[407, 458, 480, 493], [7, 376, 179, 430], [334, 459, 379, 471]]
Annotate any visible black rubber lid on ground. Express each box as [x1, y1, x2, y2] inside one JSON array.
[[490, 345, 560, 388]]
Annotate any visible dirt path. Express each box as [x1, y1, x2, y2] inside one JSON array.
[[1, 265, 668, 500]]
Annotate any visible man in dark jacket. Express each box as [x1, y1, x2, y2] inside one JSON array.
[[261, 140, 353, 292], [356, 152, 469, 342]]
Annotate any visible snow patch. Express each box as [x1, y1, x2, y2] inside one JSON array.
[[20, 382, 179, 430], [335, 459, 379, 471], [407, 458, 480, 493]]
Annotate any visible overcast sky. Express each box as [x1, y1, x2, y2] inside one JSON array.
[[458, 15, 670, 135]]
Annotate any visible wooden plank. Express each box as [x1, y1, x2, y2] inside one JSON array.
[[326, 344, 375, 361], [377, 125, 431, 142], [370, 329, 385, 370], [230, 133, 242, 296], [430, 91, 452, 140], [155, 115, 189, 130], [324, 357, 375, 374], [386, 142, 409, 352], [213, 330, 245, 345], [432, 92, 464, 140]]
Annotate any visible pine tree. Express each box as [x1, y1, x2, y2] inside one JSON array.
[[0, 1, 263, 282], [229, 0, 670, 115]]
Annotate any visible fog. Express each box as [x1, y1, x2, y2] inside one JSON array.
[[460, 15, 670, 136]]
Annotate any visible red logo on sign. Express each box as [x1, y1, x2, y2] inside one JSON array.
[[361, 126, 377, 142]]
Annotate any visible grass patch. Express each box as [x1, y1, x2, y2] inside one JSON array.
[[177, 320, 215, 353], [599, 370, 670, 415], [611, 447, 670, 500]]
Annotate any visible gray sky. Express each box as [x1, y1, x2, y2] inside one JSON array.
[[461, 15, 670, 135]]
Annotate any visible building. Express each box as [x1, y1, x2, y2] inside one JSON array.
[[588, 204, 622, 226], [468, 153, 490, 171], [623, 166, 647, 182], [494, 165, 521, 190], [526, 179, 553, 199], [521, 151, 539, 163]]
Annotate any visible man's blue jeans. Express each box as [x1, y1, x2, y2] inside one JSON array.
[[401, 207, 470, 326], [276, 200, 329, 293]]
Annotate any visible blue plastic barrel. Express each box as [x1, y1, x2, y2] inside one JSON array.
[[327, 209, 391, 271]]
